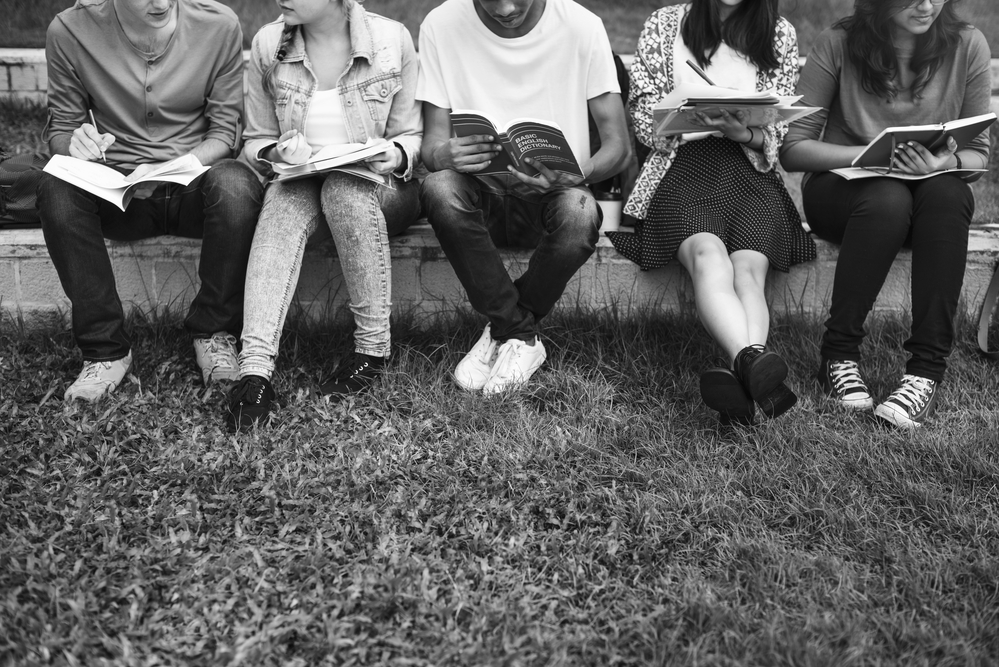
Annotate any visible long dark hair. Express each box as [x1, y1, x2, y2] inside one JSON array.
[[836, 0, 969, 101], [681, 0, 780, 72]]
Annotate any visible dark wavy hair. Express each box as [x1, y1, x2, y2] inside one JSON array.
[[681, 0, 781, 72], [836, 0, 969, 101]]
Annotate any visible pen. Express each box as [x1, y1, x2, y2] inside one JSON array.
[[686, 59, 716, 86], [89, 109, 106, 163]]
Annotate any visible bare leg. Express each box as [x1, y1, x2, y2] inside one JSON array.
[[731, 249, 771, 347], [676, 233, 750, 364]]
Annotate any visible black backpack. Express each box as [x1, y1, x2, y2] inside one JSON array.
[[0, 150, 47, 227]]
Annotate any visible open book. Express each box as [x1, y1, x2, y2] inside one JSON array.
[[833, 113, 997, 179], [42, 154, 209, 211], [653, 82, 820, 136], [450, 110, 584, 178], [271, 139, 395, 187]]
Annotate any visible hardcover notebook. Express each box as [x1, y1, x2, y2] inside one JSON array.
[[831, 112, 996, 180], [450, 110, 584, 178], [849, 112, 996, 169], [42, 154, 209, 211]]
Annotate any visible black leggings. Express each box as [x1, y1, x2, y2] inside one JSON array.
[[803, 172, 975, 382]]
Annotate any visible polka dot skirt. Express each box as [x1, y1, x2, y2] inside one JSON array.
[[607, 136, 816, 272]]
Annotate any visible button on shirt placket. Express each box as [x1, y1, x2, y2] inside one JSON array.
[[145, 59, 157, 134]]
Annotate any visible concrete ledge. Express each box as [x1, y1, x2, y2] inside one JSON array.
[[3, 224, 998, 332]]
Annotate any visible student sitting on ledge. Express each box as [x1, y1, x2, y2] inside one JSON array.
[[780, 0, 992, 429], [417, 0, 632, 394]]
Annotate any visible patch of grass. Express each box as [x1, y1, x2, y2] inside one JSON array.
[[1, 308, 998, 665], [2, 0, 998, 56]]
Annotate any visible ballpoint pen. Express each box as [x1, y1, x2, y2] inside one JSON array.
[[686, 59, 716, 86], [89, 109, 106, 163]]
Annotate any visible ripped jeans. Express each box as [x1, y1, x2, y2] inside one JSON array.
[[239, 172, 419, 379]]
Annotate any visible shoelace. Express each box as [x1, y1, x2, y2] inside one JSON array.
[[828, 360, 868, 393], [78, 360, 115, 382], [234, 378, 267, 405], [203, 334, 237, 357], [332, 356, 370, 382], [888, 375, 934, 410], [490, 341, 523, 380]]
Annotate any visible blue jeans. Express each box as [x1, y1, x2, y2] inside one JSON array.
[[238, 173, 419, 379], [37, 159, 262, 362], [420, 170, 600, 341]]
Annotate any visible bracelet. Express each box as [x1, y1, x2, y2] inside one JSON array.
[[954, 154, 963, 170], [740, 127, 755, 145]]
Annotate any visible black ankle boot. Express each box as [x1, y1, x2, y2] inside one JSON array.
[[700, 368, 755, 426], [317, 353, 386, 400]]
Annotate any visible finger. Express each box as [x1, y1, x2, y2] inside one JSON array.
[[278, 129, 298, 145], [456, 134, 496, 146], [507, 165, 550, 189], [905, 141, 933, 161], [524, 157, 557, 180], [73, 132, 104, 160], [456, 150, 500, 167]]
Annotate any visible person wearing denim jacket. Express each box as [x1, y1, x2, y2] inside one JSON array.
[[226, 0, 423, 432]]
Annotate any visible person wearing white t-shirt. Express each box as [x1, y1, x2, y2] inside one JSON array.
[[417, 0, 631, 395]]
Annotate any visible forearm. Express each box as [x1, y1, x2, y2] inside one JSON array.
[[780, 139, 863, 173], [586, 139, 631, 184], [421, 136, 450, 173], [49, 134, 72, 157], [188, 138, 233, 167]]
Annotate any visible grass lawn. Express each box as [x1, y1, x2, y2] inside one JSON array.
[[1, 308, 998, 665], [2, 0, 998, 56]]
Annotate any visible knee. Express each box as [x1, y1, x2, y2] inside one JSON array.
[[37, 173, 90, 231], [547, 189, 600, 249], [419, 170, 476, 219], [202, 159, 264, 208], [854, 181, 912, 226]]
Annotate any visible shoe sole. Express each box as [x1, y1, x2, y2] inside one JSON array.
[[700, 369, 755, 424], [453, 359, 493, 392], [740, 352, 788, 401], [873, 403, 923, 429], [757, 383, 798, 419], [65, 359, 134, 402]]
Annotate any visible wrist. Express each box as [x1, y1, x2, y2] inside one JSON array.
[[738, 127, 755, 145], [953, 153, 963, 170]]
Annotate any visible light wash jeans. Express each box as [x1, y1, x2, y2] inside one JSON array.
[[239, 172, 419, 379]]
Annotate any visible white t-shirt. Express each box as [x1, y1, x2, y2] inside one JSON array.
[[305, 88, 351, 151], [417, 0, 619, 193], [672, 5, 758, 143]]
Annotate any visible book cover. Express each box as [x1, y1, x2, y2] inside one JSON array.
[[851, 112, 996, 170], [654, 103, 821, 136], [450, 111, 583, 178], [42, 154, 209, 211]]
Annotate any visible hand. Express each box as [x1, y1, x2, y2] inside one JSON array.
[[432, 134, 502, 173], [689, 108, 752, 143], [69, 123, 115, 162], [273, 129, 312, 165], [123, 163, 160, 200], [365, 145, 403, 175], [507, 157, 588, 194], [892, 136, 957, 176]]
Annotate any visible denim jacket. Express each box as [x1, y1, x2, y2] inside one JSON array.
[[242, 4, 422, 181]]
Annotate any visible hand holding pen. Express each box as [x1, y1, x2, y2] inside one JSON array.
[[68, 111, 115, 163]]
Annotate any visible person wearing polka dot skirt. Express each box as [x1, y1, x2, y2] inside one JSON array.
[[608, 0, 816, 425]]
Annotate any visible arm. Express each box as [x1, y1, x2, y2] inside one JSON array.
[[240, 30, 285, 174], [583, 92, 632, 183], [629, 11, 679, 155], [369, 23, 423, 180], [194, 23, 245, 167], [420, 103, 502, 174], [779, 30, 864, 173]]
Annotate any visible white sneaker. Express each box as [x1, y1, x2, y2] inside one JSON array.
[[64, 352, 133, 402], [454, 324, 498, 391], [193, 332, 239, 385], [482, 337, 547, 394]]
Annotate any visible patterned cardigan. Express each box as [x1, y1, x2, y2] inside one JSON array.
[[625, 5, 800, 220]]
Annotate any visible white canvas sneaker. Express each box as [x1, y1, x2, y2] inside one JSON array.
[[482, 337, 547, 394], [454, 324, 499, 391], [193, 332, 239, 385], [64, 352, 133, 402]]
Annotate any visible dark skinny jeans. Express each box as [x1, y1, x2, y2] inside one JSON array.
[[37, 159, 263, 362], [420, 170, 600, 341], [803, 171, 974, 382]]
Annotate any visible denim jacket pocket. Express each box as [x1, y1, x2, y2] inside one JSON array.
[[360, 74, 402, 123]]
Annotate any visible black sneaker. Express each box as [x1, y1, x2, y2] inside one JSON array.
[[317, 353, 386, 400], [226, 375, 276, 433], [817, 359, 874, 410], [874, 374, 938, 429]]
